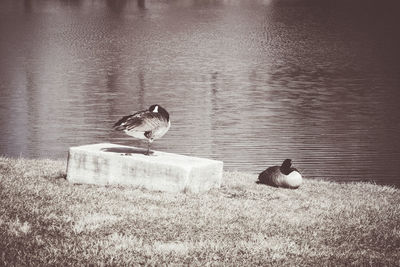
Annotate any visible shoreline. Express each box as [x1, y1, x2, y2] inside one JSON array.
[[1, 156, 399, 265], [2, 154, 399, 188]]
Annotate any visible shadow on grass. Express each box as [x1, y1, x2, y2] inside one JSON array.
[[100, 147, 154, 155], [42, 172, 67, 181], [56, 173, 67, 179], [51, 171, 67, 180]]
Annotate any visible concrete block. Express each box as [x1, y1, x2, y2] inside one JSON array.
[[66, 143, 223, 193]]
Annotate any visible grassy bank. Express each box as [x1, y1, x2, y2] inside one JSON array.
[[0, 157, 399, 266]]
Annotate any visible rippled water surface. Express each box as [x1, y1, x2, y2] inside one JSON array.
[[1, 0, 400, 186]]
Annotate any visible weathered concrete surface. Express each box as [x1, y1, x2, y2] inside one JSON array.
[[66, 143, 223, 193]]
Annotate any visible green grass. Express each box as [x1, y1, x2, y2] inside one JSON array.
[[0, 156, 399, 266]]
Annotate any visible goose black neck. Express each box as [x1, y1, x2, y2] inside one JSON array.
[[159, 107, 169, 121], [280, 159, 293, 175]]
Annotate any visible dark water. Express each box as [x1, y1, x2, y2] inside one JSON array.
[[1, 0, 400, 186]]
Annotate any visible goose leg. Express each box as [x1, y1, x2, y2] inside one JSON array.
[[146, 140, 150, 155], [146, 139, 154, 155]]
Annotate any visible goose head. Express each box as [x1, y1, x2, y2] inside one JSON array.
[[149, 104, 169, 121], [280, 159, 293, 175]]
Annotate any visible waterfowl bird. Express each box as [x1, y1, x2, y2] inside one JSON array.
[[257, 159, 302, 189], [113, 104, 170, 155]]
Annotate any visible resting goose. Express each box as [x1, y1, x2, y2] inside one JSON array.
[[257, 159, 302, 189]]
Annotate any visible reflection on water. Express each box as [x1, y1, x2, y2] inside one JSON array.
[[0, 0, 399, 186]]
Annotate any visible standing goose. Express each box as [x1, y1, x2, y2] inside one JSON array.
[[113, 104, 170, 155], [257, 159, 302, 189]]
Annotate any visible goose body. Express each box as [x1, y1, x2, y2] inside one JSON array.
[[258, 159, 302, 189], [113, 104, 170, 155]]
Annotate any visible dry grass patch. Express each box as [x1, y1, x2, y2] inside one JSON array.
[[0, 157, 399, 266]]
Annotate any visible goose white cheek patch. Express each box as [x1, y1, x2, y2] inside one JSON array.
[[153, 106, 159, 113]]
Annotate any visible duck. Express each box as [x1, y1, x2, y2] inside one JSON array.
[[113, 104, 170, 155], [257, 159, 302, 189]]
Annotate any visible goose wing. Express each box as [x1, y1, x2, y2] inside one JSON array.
[[113, 111, 167, 132], [257, 166, 279, 185]]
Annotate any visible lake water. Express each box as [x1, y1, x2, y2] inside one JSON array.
[[1, 0, 400, 186]]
